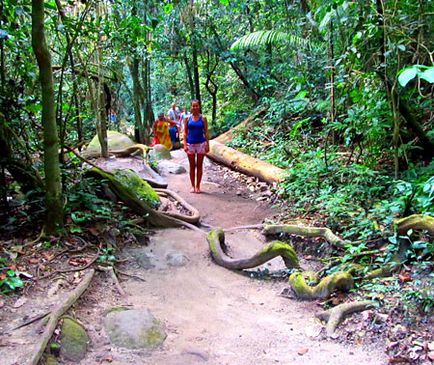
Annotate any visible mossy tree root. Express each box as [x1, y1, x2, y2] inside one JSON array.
[[86, 168, 204, 233], [395, 214, 434, 235], [315, 300, 376, 336], [155, 188, 200, 224], [207, 228, 300, 270], [288, 271, 354, 300], [262, 224, 348, 248]]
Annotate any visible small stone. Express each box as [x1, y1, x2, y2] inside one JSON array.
[[13, 297, 27, 308], [166, 252, 190, 267], [297, 347, 309, 355]]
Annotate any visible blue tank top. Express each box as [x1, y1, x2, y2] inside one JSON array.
[[187, 115, 206, 144]]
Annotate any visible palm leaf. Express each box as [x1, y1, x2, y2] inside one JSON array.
[[230, 30, 322, 52]]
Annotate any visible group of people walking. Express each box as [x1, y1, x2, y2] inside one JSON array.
[[152, 100, 209, 194]]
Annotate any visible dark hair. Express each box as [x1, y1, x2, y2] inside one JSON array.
[[190, 99, 200, 105], [158, 112, 164, 117]]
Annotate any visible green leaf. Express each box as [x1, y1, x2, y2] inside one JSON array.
[[398, 67, 418, 87], [420, 67, 434, 84], [219, 0, 229, 5], [163, 4, 173, 13], [44, 1, 57, 10]]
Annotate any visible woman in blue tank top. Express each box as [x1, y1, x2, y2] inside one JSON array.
[[183, 99, 209, 193]]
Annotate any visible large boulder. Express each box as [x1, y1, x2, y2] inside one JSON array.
[[83, 131, 135, 158], [148, 144, 171, 161], [103, 308, 167, 349]]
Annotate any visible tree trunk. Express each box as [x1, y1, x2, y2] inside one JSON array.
[[214, 106, 268, 144], [192, 41, 201, 104], [128, 58, 145, 143], [210, 23, 260, 102], [141, 53, 154, 144], [31, 0, 64, 233], [184, 52, 195, 100], [95, 1, 108, 157]]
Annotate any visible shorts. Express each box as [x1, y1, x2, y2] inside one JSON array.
[[186, 142, 207, 155]]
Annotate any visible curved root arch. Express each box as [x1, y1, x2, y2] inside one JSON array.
[[207, 228, 300, 270], [155, 188, 200, 224]]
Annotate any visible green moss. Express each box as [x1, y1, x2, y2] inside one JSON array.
[[289, 271, 354, 300], [44, 354, 59, 365], [140, 321, 167, 348], [207, 229, 224, 256], [261, 240, 300, 269], [113, 169, 160, 208], [60, 317, 89, 362]]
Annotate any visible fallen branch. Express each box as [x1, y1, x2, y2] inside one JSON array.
[[316, 300, 376, 336], [97, 265, 126, 296], [11, 311, 50, 331], [29, 269, 95, 365], [115, 269, 146, 282]]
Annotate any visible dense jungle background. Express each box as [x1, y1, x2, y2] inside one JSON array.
[[0, 0, 433, 364]]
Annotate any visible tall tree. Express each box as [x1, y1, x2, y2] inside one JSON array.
[[31, 0, 64, 233]]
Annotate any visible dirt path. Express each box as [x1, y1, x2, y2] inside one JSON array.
[[0, 151, 387, 365], [77, 151, 386, 365]]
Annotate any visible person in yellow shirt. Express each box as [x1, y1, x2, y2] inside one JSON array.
[[152, 112, 173, 150]]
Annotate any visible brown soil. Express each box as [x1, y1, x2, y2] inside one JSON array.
[[0, 150, 387, 365]]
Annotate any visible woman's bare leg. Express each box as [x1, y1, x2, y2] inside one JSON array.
[[187, 154, 196, 192], [196, 154, 205, 193]]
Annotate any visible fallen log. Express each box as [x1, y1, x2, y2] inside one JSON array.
[[207, 141, 286, 184]]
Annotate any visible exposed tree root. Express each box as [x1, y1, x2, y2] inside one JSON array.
[[207, 228, 300, 270], [38, 249, 100, 280], [315, 300, 376, 336], [86, 168, 205, 233], [110, 144, 149, 158], [155, 188, 200, 224], [288, 271, 354, 300], [29, 269, 95, 365], [395, 214, 434, 235], [262, 224, 348, 248]]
